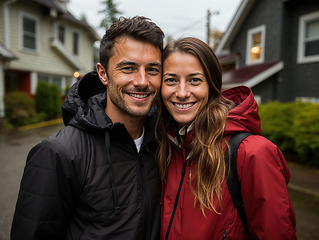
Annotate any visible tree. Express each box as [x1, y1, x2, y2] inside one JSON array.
[[99, 0, 122, 28], [80, 13, 88, 24], [209, 28, 223, 50]]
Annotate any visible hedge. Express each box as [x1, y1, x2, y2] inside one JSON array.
[[35, 81, 61, 118], [259, 101, 319, 167]]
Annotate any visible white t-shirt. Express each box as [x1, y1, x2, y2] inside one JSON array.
[[134, 127, 145, 152]]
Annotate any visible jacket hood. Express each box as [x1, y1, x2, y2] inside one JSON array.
[[222, 86, 262, 136], [62, 70, 112, 134]]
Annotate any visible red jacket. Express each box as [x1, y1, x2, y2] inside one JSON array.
[[161, 86, 297, 240]]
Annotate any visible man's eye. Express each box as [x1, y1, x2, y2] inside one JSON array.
[[148, 68, 160, 74], [122, 67, 134, 72]]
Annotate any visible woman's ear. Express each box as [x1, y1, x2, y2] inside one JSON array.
[[96, 63, 108, 86]]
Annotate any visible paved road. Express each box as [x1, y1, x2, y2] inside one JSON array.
[[0, 123, 64, 240], [1, 123, 318, 239]]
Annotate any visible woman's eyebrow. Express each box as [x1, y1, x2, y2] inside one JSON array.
[[188, 72, 205, 77], [163, 72, 177, 77]]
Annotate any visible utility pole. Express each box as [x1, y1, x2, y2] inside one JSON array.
[[206, 9, 220, 46], [206, 9, 211, 45]]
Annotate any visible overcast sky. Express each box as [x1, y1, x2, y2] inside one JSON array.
[[67, 0, 242, 43]]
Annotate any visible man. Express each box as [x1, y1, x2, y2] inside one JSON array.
[[11, 16, 164, 240]]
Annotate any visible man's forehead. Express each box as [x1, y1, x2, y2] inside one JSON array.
[[111, 37, 161, 65]]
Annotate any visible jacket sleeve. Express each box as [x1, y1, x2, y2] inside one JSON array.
[[11, 139, 79, 240], [237, 135, 297, 240]]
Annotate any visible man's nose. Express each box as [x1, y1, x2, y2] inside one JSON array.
[[133, 69, 148, 88]]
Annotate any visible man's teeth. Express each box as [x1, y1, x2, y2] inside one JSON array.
[[174, 103, 194, 109], [130, 93, 148, 98]]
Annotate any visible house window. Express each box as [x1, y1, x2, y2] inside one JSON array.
[[58, 25, 65, 43], [246, 25, 266, 65], [73, 32, 79, 55], [38, 75, 62, 92], [297, 11, 319, 64], [22, 15, 38, 51]]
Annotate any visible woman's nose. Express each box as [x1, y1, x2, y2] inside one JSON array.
[[175, 82, 190, 98]]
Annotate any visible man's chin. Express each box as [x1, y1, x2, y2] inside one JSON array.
[[126, 106, 152, 118]]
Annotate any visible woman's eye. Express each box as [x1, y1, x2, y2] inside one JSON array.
[[164, 78, 177, 85], [190, 78, 202, 83], [164, 78, 175, 83]]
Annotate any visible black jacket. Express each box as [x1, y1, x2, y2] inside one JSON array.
[[11, 71, 161, 240]]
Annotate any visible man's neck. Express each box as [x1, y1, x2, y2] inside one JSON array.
[[105, 108, 146, 140]]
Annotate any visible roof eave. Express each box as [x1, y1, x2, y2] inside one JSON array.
[[215, 0, 256, 54]]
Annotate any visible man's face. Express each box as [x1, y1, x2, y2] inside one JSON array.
[[97, 37, 162, 123]]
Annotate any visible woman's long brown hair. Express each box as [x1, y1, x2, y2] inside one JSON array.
[[155, 37, 235, 215]]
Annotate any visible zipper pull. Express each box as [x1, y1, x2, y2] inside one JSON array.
[[222, 228, 228, 240]]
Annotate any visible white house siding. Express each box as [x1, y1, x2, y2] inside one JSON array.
[[0, 4, 4, 43], [6, 0, 96, 76]]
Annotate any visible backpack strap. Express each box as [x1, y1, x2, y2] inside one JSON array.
[[226, 132, 253, 237]]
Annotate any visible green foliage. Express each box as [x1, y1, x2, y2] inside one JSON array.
[[35, 81, 61, 118], [35, 81, 52, 117], [50, 84, 62, 117], [99, 0, 122, 28], [259, 101, 319, 167], [4, 91, 36, 126], [292, 104, 319, 166], [64, 86, 71, 97], [259, 101, 296, 151]]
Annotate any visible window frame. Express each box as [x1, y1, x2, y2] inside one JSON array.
[[245, 25, 266, 66], [297, 10, 319, 64], [20, 12, 39, 53]]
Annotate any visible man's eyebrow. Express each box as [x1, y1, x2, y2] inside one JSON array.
[[148, 62, 162, 68], [116, 60, 138, 68]]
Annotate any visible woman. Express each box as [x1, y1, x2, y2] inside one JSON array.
[[156, 37, 297, 240]]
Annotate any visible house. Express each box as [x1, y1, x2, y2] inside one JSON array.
[[216, 0, 319, 104], [0, 0, 100, 116]]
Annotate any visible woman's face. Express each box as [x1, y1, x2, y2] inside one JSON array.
[[162, 51, 209, 128]]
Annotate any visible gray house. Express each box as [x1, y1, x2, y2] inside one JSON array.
[[216, 0, 319, 104]]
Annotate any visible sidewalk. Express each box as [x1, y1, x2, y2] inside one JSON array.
[[287, 161, 319, 198], [10, 119, 319, 198]]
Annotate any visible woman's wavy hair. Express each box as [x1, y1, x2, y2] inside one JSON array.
[[155, 37, 235, 215]]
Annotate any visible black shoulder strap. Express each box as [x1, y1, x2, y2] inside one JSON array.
[[226, 132, 253, 237]]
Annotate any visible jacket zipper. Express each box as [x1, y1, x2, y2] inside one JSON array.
[[165, 127, 188, 240], [222, 228, 228, 240], [138, 154, 151, 240]]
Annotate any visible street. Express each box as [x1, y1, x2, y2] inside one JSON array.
[[0, 123, 318, 240], [0, 123, 64, 240]]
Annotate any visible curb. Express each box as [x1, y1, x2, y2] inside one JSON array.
[[17, 118, 63, 131], [287, 184, 319, 198]]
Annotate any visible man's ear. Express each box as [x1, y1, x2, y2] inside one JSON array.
[[96, 63, 108, 86]]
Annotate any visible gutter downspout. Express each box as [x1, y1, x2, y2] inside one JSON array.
[[3, 0, 17, 48]]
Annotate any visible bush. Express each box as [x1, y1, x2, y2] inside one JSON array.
[[50, 84, 62, 117], [259, 101, 299, 152], [292, 103, 319, 167], [4, 91, 36, 126], [35, 81, 62, 118], [35, 81, 52, 117]]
